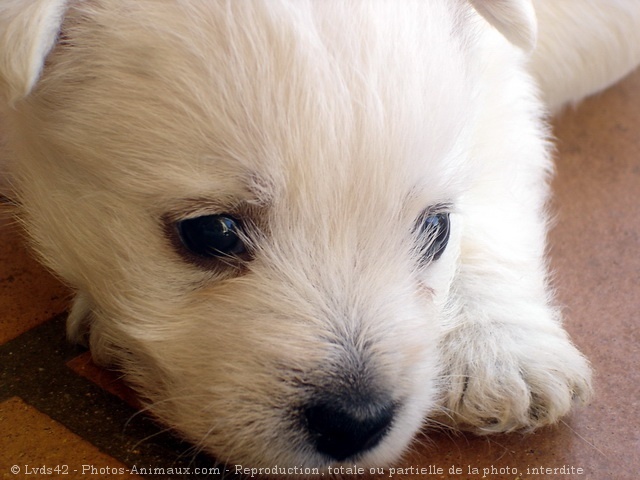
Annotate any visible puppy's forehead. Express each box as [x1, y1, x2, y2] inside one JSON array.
[[41, 0, 477, 212]]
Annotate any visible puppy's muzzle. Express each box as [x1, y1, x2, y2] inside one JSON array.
[[303, 390, 396, 461]]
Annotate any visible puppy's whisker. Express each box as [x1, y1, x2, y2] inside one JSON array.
[[128, 425, 179, 452], [559, 419, 607, 458]]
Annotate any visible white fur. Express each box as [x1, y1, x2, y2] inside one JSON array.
[[0, 0, 68, 105], [469, 0, 537, 52], [531, 0, 640, 112], [1, 0, 638, 469]]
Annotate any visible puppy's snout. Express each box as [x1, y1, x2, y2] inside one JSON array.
[[303, 393, 396, 461]]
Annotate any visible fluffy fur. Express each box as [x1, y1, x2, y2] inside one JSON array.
[[1, 0, 639, 469]]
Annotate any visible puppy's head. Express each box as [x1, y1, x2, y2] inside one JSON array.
[[0, 0, 536, 468]]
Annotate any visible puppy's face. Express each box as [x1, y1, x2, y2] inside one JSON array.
[[5, 0, 488, 467]]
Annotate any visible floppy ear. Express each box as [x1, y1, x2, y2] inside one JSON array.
[[469, 0, 537, 52], [0, 0, 68, 105]]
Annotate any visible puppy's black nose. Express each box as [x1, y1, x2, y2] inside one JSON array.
[[304, 395, 395, 461]]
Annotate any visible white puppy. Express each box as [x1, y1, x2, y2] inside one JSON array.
[[1, 0, 639, 469]]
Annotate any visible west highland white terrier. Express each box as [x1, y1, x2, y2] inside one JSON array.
[[1, 0, 639, 469]]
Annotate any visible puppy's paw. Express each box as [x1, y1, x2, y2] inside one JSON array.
[[440, 324, 592, 433]]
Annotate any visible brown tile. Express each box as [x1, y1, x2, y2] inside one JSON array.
[[0, 214, 70, 344], [380, 427, 604, 479], [0, 397, 142, 479]]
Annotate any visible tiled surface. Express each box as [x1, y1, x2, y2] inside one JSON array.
[[1, 70, 639, 479], [0, 397, 141, 479], [0, 215, 69, 344]]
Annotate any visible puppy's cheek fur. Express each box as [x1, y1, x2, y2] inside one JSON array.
[[85, 276, 444, 466]]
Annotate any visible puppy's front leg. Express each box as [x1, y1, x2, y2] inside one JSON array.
[[439, 195, 592, 433]]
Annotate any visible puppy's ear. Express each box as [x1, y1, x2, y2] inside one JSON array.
[[0, 0, 68, 105], [469, 0, 537, 52]]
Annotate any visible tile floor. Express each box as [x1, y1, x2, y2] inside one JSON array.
[[1, 69, 639, 479]]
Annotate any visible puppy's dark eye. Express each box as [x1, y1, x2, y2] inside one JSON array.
[[417, 212, 450, 262], [177, 215, 246, 258]]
